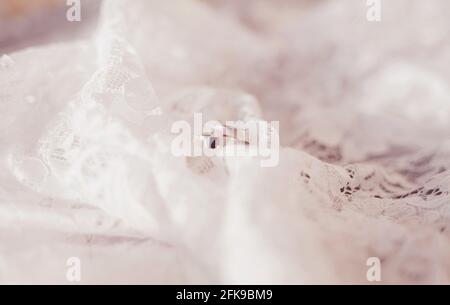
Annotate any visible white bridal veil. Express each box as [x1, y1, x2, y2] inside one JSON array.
[[0, 0, 450, 284]]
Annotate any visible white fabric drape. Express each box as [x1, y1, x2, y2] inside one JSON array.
[[0, 0, 450, 284]]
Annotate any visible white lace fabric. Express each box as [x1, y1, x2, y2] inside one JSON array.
[[0, 0, 450, 284]]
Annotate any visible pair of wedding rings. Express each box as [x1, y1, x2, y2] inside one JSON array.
[[202, 124, 250, 150]]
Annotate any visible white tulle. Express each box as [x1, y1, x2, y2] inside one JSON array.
[[1, 0, 450, 284]]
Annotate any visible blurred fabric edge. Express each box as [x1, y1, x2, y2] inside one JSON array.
[[0, 0, 102, 53], [0, 0, 61, 18]]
